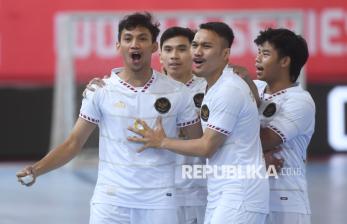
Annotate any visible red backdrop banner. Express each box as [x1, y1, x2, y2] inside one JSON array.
[[0, 0, 346, 85]]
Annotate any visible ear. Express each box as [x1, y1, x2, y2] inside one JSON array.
[[280, 56, 291, 69], [223, 48, 230, 61], [152, 42, 158, 53], [116, 42, 120, 50], [159, 51, 164, 64]]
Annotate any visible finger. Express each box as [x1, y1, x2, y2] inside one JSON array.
[[90, 78, 101, 84], [137, 146, 146, 153], [128, 126, 144, 136], [86, 85, 96, 91], [127, 136, 147, 143], [138, 119, 150, 131], [16, 170, 26, 178], [228, 64, 235, 68], [95, 79, 105, 87], [155, 116, 162, 126]]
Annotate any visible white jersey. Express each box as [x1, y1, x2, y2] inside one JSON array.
[[175, 75, 207, 206], [80, 68, 199, 209], [255, 80, 315, 214], [202, 70, 269, 214]]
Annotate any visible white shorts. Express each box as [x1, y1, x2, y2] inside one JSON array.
[[90, 203, 178, 224], [204, 205, 266, 224], [177, 205, 206, 224], [266, 212, 311, 224]]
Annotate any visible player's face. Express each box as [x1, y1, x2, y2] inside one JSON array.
[[117, 26, 158, 72], [191, 29, 229, 78], [160, 36, 192, 80], [255, 41, 283, 82]]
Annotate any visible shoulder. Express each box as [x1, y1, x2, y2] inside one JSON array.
[[286, 85, 315, 109], [253, 80, 267, 90], [154, 71, 189, 92], [216, 70, 248, 95]]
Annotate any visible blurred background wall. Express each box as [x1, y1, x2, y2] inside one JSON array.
[[1, 0, 346, 159]]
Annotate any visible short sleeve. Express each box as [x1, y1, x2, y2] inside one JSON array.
[[79, 89, 102, 124], [267, 97, 315, 142], [206, 86, 244, 136], [176, 86, 200, 127]]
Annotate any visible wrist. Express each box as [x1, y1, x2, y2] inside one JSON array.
[[160, 137, 168, 149]]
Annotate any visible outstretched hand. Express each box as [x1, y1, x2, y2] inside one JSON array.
[[127, 117, 167, 152]]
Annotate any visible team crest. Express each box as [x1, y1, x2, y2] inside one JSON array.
[[193, 93, 204, 108], [154, 97, 171, 114], [263, 102, 276, 117], [200, 104, 209, 122]]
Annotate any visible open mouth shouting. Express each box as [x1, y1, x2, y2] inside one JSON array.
[[192, 57, 205, 69], [130, 52, 142, 64]]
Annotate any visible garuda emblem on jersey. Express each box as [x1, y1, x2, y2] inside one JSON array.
[[154, 97, 171, 114], [193, 93, 204, 108], [263, 102, 276, 117], [200, 104, 209, 122]]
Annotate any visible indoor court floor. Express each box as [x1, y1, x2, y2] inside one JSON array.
[[1, 154, 346, 224]]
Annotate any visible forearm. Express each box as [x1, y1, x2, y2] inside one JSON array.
[[32, 138, 82, 177], [242, 76, 261, 107], [161, 137, 213, 157], [260, 127, 283, 152]]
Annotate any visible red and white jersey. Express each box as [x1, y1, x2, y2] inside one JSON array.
[[175, 75, 208, 206], [202, 69, 269, 214], [255, 80, 315, 214], [80, 68, 199, 209]]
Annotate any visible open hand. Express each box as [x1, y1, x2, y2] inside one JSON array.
[[127, 117, 167, 152]]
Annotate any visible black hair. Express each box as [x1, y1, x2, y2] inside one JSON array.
[[160, 27, 195, 49], [199, 22, 234, 48], [254, 28, 309, 82], [118, 12, 160, 43]]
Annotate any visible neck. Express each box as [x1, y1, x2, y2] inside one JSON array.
[[119, 67, 152, 87], [266, 79, 293, 94], [169, 72, 193, 84], [205, 65, 226, 90]]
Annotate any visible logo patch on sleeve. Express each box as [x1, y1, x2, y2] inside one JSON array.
[[193, 93, 205, 108], [200, 104, 210, 122], [263, 102, 277, 117], [154, 97, 171, 114]]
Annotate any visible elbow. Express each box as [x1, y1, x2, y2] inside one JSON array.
[[202, 145, 217, 158]]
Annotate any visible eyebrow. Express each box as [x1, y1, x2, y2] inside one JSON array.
[[260, 49, 271, 53], [192, 41, 213, 45]]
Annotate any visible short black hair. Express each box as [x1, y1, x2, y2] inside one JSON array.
[[199, 22, 234, 48], [254, 28, 309, 82], [118, 12, 160, 43], [160, 27, 195, 49]]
